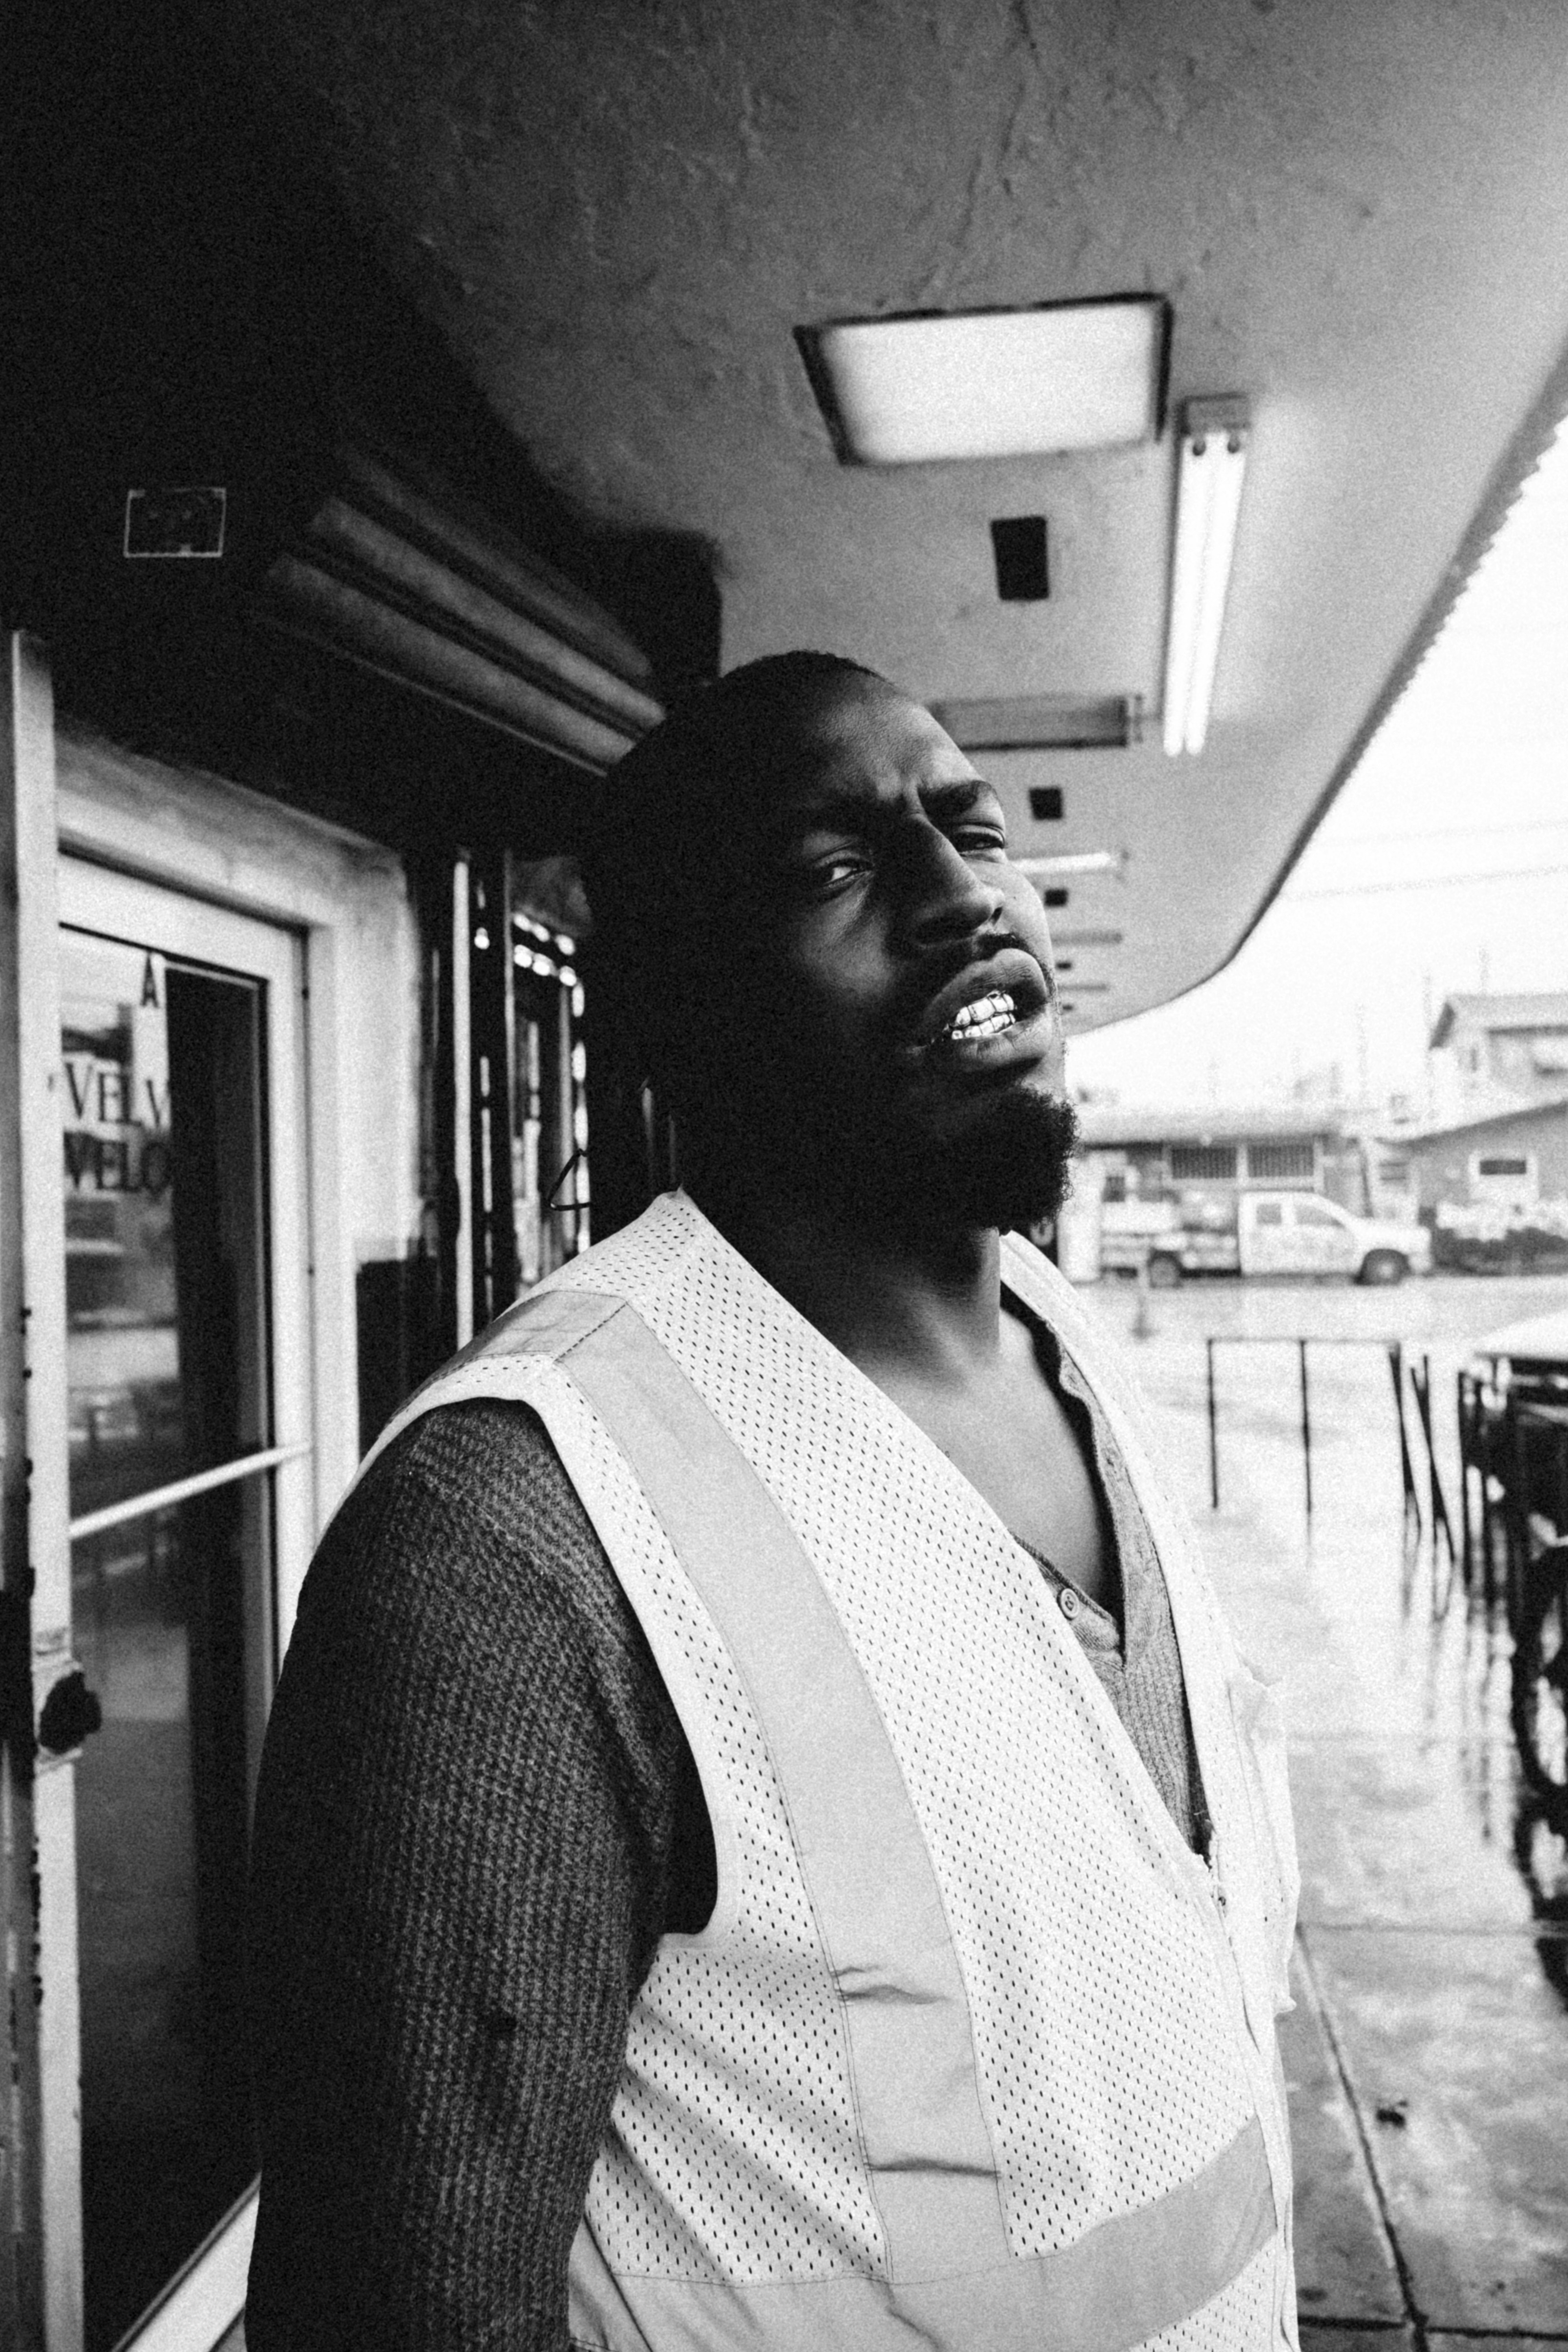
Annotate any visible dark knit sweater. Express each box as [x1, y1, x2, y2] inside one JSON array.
[[246, 1333, 1201, 2350], [246, 1400, 710, 2352]]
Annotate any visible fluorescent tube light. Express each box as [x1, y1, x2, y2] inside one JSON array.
[[1162, 398, 1249, 755], [934, 693, 1142, 751], [798, 297, 1168, 466], [1015, 851, 1127, 880]]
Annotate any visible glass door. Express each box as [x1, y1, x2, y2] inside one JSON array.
[[54, 859, 312, 2352]]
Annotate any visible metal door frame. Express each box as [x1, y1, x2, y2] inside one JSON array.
[[52, 856, 310, 2352], [3, 631, 360, 2352]]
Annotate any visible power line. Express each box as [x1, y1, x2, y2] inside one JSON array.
[[1284, 860, 1568, 902], [1325, 813, 1568, 849]]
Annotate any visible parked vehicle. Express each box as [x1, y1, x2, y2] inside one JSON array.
[[1432, 1197, 1568, 1275], [1100, 1189, 1431, 1286]]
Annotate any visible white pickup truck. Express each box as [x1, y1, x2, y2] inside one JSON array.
[[1105, 1190, 1431, 1287]]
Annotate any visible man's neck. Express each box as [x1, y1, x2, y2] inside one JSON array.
[[686, 1164, 1005, 1390]]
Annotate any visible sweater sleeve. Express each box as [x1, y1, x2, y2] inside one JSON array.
[[244, 1398, 710, 2352]]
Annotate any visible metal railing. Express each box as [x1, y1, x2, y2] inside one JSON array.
[[1201, 1332, 1568, 1799], [1203, 1335, 1417, 1524]]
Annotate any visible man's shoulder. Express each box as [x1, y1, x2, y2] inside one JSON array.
[[309, 1392, 623, 1649], [364, 1389, 570, 1505]]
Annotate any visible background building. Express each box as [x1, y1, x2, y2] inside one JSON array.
[[1075, 1104, 1379, 1213], [1428, 990, 1568, 1124], [1381, 1096, 1568, 1218]]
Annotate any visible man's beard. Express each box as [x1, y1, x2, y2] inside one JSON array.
[[712, 1067, 1080, 1241], [846, 1085, 1080, 1240]]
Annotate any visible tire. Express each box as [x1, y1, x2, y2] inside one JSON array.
[[1513, 1545, 1568, 1798], [1146, 1252, 1183, 1289], [1358, 1248, 1407, 1286]]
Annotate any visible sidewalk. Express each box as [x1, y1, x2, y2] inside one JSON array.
[[1124, 1309, 1568, 2346]]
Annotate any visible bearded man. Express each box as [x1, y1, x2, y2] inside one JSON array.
[[246, 653, 1299, 2351]]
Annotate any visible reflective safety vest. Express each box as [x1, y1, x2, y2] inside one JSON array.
[[360, 1192, 1301, 2352]]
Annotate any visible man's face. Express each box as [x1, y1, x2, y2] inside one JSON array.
[[685, 675, 1076, 1231]]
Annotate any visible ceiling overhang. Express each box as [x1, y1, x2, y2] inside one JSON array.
[[39, 0, 1568, 1027]]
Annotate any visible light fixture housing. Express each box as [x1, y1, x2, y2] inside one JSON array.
[[1015, 850, 1128, 881], [1162, 397, 1250, 756], [797, 296, 1169, 466], [934, 693, 1142, 751]]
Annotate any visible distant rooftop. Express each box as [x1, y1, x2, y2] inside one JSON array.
[[1430, 990, 1568, 1049], [1075, 1103, 1357, 1149], [1376, 1088, 1568, 1147]]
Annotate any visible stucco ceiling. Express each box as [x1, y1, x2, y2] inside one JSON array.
[[227, 0, 1568, 1029]]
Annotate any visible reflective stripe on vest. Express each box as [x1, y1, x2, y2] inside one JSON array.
[[549, 1292, 1277, 2352]]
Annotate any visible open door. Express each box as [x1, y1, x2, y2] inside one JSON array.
[[4, 635, 316, 2352]]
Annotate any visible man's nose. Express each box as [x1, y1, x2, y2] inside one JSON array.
[[896, 825, 1006, 945]]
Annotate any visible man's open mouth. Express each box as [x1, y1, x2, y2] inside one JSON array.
[[904, 950, 1052, 1065], [941, 989, 1019, 1043]]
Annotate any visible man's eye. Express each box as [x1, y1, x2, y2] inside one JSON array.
[[797, 851, 869, 895], [953, 825, 1009, 856]]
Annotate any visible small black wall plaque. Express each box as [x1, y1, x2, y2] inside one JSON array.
[[124, 485, 227, 558], [989, 515, 1049, 602]]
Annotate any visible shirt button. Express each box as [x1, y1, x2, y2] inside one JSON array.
[[1058, 1587, 1080, 1620]]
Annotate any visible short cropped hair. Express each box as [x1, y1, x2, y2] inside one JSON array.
[[582, 651, 888, 1104]]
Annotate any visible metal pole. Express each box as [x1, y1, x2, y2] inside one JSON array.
[[1389, 1343, 1420, 1529], [1508, 1389, 1528, 1617], [1456, 1371, 1474, 1588], [1411, 1354, 1456, 1559], [1206, 1337, 1219, 1510], [1298, 1337, 1313, 1520], [451, 854, 474, 1348]]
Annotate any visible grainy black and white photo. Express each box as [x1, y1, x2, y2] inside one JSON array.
[[4, 4, 1568, 2348]]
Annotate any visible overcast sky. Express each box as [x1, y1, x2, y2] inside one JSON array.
[[1066, 421, 1568, 1113]]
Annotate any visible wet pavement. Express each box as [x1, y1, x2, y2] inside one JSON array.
[[1091, 1272, 1568, 2346]]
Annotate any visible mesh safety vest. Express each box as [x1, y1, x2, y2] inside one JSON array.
[[360, 1192, 1300, 2352]]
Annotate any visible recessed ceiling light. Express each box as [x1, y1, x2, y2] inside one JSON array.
[[934, 694, 1142, 751], [798, 296, 1169, 466]]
